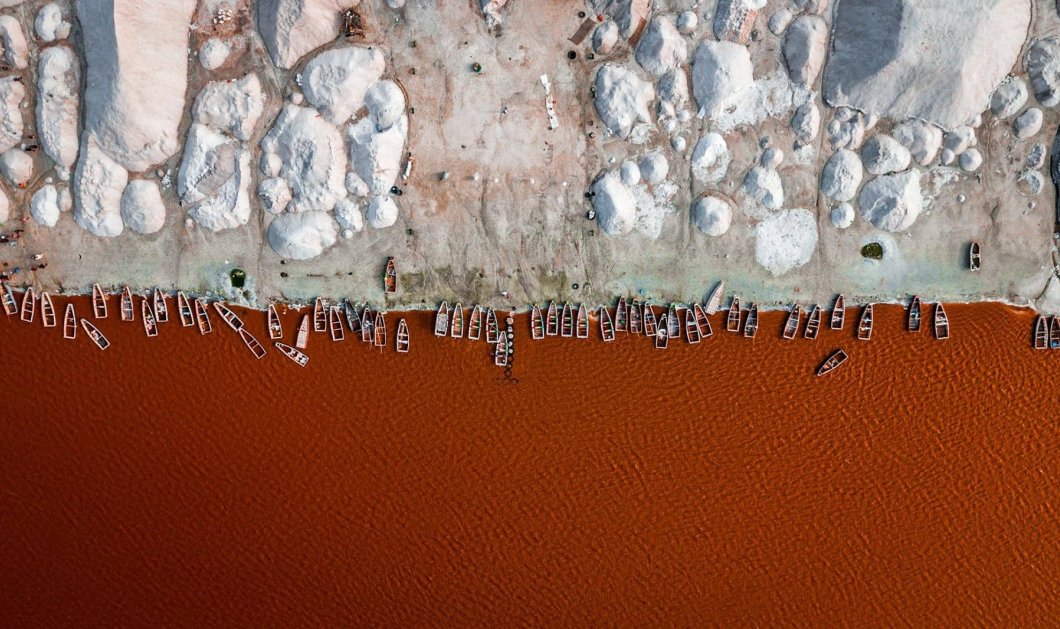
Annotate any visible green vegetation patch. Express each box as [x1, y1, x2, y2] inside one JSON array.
[[230, 268, 247, 288], [860, 242, 884, 260]]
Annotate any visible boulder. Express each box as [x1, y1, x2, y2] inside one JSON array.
[[591, 172, 637, 235], [691, 133, 730, 183], [892, 119, 943, 166], [301, 46, 387, 125], [691, 40, 753, 118], [257, 0, 347, 69], [593, 64, 655, 138], [635, 15, 687, 77], [754, 208, 817, 276], [820, 149, 863, 202], [1027, 37, 1060, 107], [861, 134, 911, 175], [267, 210, 338, 259], [990, 78, 1028, 119], [120, 180, 166, 234], [692, 195, 733, 236], [857, 170, 922, 232], [782, 15, 827, 87]]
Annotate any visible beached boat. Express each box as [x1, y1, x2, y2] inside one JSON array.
[[1051, 316, 1060, 350], [560, 302, 574, 338], [360, 307, 374, 343], [600, 306, 615, 341], [450, 302, 464, 338], [857, 304, 873, 341], [494, 329, 509, 366], [744, 303, 758, 338], [482, 307, 498, 342], [933, 303, 949, 340], [629, 300, 642, 335], [153, 288, 168, 323], [238, 328, 267, 359], [1, 280, 16, 315], [121, 286, 134, 321], [297, 314, 311, 349], [194, 299, 212, 335], [684, 307, 701, 344], [468, 305, 483, 340], [654, 316, 669, 349], [693, 303, 711, 338], [969, 242, 981, 272], [726, 297, 741, 333], [615, 297, 628, 332], [374, 311, 386, 347], [275, 342, 309, 367], [343, 300, 362, 333], [531, 304, 545, 340], [142, 300, 158, 337], [1034, 316, 1048, 350], [667, 304, 680, 340], [576, 303, 589, 339], [267, 304, 283, 339], [705, 281, 725, 315], [41, 291, 56, 328], [20, 286, 34, 322], [396, 318, 410, 353], [313, 298, 327, 333], [329, 306, 345, 341], [782, 305, 801, 340], [545, 301, 558, 336], [63, 303, 76, 339], [434, 301, 450, 337], [384, 256, 397, 293], [804, 304, 821, 340], [643, 304, 658, 337], [831, 294, 845, 330], [907, 295, 922, 332], [80, 319, 110, 350], [92, 283, 107, 319], [212, 302, 244, 331], [816, 349, 849, 377], [177, 292, 194, 327]]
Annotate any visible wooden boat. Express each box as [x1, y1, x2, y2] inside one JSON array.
[[743, 303, 758, 338], [654, 316, 669, 349], [494, 329, 509, 366], [969, 242, 981, 271], [297, 314, 311, 349], [63, 303, 76, 339], [693, 303, 712, 338], [153, 288, 168, 323], [933, 303, 949, 340], [1, 280, 16, 315], [396, 318, 410, 353], [329, 306, 345, 341], [782, 305, 801, 340], [1034, 315, 1048, 350], [857, 303, 873, 341], [666, 304, 680, 340], [275, 341, 309, 367], [801, 304, 821, 340], [434, 301, 450, 337], [816, 349, 849, 377], [267, 304, 283, 339], [343, 300, 362, 333], [313, 298, 327, 333], [545, 301, 558, 336], [684, 307, 701, 344], [20, 286, 34, 322], [726, 297, 741, 333], [194, 299, 212, 335], [142, 300, 158, 337], [80, 319, 110, 350], [576, 303, 589, 339], [830, 294, 845, 330], [643, 304, 658, 337], [629, 300, 642, 334], [121, 286, 134, 321], [450, 302, 464, 338], [92, 283, 107, 319], [907, 295, 922, 332], [531, 304, 545, 340], [360, 307, 374, 343], [615, 297, 628, 332], [560, 302, 574, 338], [40, 291, 56, 328], [373, 311, 386, 347], [599, 306, 615, 342], [238, 328, 267, 359], [705, 281, 725, 315], [1051, 316, 1060, 350], [177, 291, 194, 327], [384, 256, 397, 293], [468, 305, 483, 340], [212, 302, 244, 331]]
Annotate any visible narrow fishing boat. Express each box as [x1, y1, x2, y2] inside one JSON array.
[[344, 300, 362, 333], [238, 328, 267, 359], [195, 299, 212, 335], [40, 291, 56, 328], [654, 316, 669, 349], [705, 281, 725, 315], [384, 256, 397, 293], [545, 301, 558, 336], [63, 303, 76, 339], [615, 297, 628, 332], [743, 303, 758, 338], [666, 304, 680, 340], [1, 280, 16, 315], [80, 319, 110, 350], [153, 288, 168, 323], [560, 302, 574, 338], [275, 342, 309, 367], [1051, 316, 1060, 350], [450, 302, 464, 338], [726, 297, 741, 333], [212, 302, 244, 331], [531, 304, 545, 340], [1034, 315, 1048, 350], [684, 307, 701, 344], [396, 318, 410, 353], [907, 295, 922, 332], [468, 305, 483, 340], [629, 300, 642, 334], [297, 314, 312, 349], [142, 300, 158, 337], [92, 283, 107, 319], [693, 303, 711, 338], [177, 291, 194, 327], [969, 242, 981, 272], [373, 311, 387, 347], [434, 301, 450, 337], [830, 294, 845, 330], [121, 286, 134, 321], [643, 304, 658, 337], [599, 306, 615, 341], [329, 306, 345, 341], [933, 303, 949, 340], [782, 305, 801, 340], [576, 303, 589, 339], [816, 349, 849, 377], [360, 307, 374, 343], [857, 303, 873, 341], [267, 304, 283, 339], [804, 304, 821, 340], [494, 330, 509, 366], [313, 297, 327, 333], [20, 286, 34, 322]]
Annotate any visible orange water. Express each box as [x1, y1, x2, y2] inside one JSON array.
[[1, 297, 1058, 625]]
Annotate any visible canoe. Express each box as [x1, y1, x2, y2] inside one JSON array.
[[92, 283, 107, 319], [486, 308, 499, 343], [275, 342, 309, 367], [297, 313, 312, 349], [384, 256, 397, 293], [666, 304, 679, 340], [329, 306, 345, 341], [545, 301, 558, 336], [238, 328, 267, 359], [576, 303, 589, 339], [80, 319, 110, 350], [268, 304, 283, 339], [313, 298, 327, 332], [969, 242, 980, 271], [450, 302, 464, 338], [705, 281, 725, 315], [396, 318, 410, 353], [830, 294, 845, 330], [1, 279, 16, 315], [373, 311, 387, 347], [629, 300, 642, 335], [693, 303, 712, 338], [615, 297, 628, 332], [1051, 316, 1060, 350], [1034, 315, 1048, 350], [643, 304, 658, 336], [343, 300, 362, 333], [63, 303, 76, 339], [468, 305, 483, 340], [782, 305, 801, 340], [933, 303, 949, 340], [177, 291, 194, 327], [434, 301, 450, 337], [20, 286, 34, 322], [212, 302, 244, 331], [153, 288, 168, 323], [907, 295, 922, 332], [494, 328, 509, 366], [195, 299, 212, 335], [804, 304, 821, 340], [744, 303, 758, 338], [816, 349, 849, 377], [857, 303, 873, 341], [360, 307, 374, 343], [142, 300, 158, 337], [599, 306, 615, 342], [654, 315, 669, 349], [531, 304, 545, 340], [726, 297, 741, 333], [560, 302, 574, 338], [121, 286, 134, 321], [41, 291, 56, 328], [684, 306, 701, 344]]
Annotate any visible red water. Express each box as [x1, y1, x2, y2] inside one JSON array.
[[1, 297, 1058, 626]]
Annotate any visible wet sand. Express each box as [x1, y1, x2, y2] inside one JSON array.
[[1, 299, 1058, 625]]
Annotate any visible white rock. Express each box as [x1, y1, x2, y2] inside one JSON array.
[[768, 8, 792, 35], [990, 78, 1028, 119], [591, 172, 637, 235], [782, 15, 828, 87], [36, 46, 80, 170], [120, 180, 166, 234], [692, 194, 733, 236], [754, 208, 818, 276], [0, 16, 28, 70], [1018, 169, 1044, 196], [593, 64, 655, 139], [259, 104, 348, 212], [267, 210, 338, 259], [857, 170, 922, 232], [892, 119, 943, 166], [635, 15, 687, 77], [820, 149, 863, 202], [187, 149, 253, 232], [73, 138, 127, 237], [178, 123, 237, 204], [761, 147, 783, 169], [1013, 108, 1043, 140], [943, 126, 976, 155], [939, 148, 956, 165], [959, 148, 983, 172], [387, 0, 406, 8], [691, 40, 754, 118], [345, 171, 369, 198], [364, 80, 406, 132], [639, 152, 668, 184], [742, 166, 783, 210], [301, 46, 387, 125], [671, 135, 687, 152], [1026, 37, 1060, 107], [480, 0, 510, 27], [861, 134, 911, 176], [831, 202, 855, 229], [590, 0, 650, 39], [795, 0, 828, 15], [257, 0, 347, 69], [198, 38, 231, 70], [34, 3, 70, 42], [332, 197, 363, 232], [592, 19, 619, 55], [676, 11, 698, 35], [620, 160, 641, 186], [0, 149, 31, 185], [691, 132, 730, 183], [258, 177, 292, 214], [366, 194, 398, 228], [1028, 142, 1047, 169], [347, 114, 408, 196], [30, 185, 61, 227], [658, 69, 689, 109], [0, 77, 24, 155], [791, 102, 820, 144], [0, 186, 7, 222], [192, 74, 265, 141]]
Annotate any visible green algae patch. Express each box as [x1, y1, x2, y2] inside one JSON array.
[[230, 268, 247, 288], [860, 243, 884, 260]]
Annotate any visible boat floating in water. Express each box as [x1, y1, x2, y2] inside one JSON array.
[[313, 298, 327, 333], [63, 303, 76, 339], [485, 308, 499, 343], [195, 299, 212, 335], [80, 319, 110, 350], [360, 308, 374, 343], [268, 304, 283, 339], [93, 284, 107, 319], [804, 304, 821, 340], [275, 341, 309, 367], [545, 302, 558, 336], [434, 301, 450, 337], [344, 300, 362, 333], [374, 311, 387, 347], [726, 297, 741, 333], [213, 302, 244, 331], [693, 303, 712, 338], [450, 303, 464, 338], [384, 257, 397, 293], [153, 288, 168, 323], [531, 304, 545, 340], [599, 306, 615, 342], [666, 305, 679, 340], [576, 303, 589, 339], [857, 304, 873, 341], [20, 286, 34, 322], [494, 328, 509, 366], [468, 305, 483, 340], [684, 307, 700, 344], [782, 305, 801, 340], [560, 302, 574, 338], [615, 297, 628, 332], [329, 306, 345, 341], [396, 318, 410, 353], [41, 291, 56, 328], [142, 300, 158, 337], [121, 286, 134, 322], [238, 328, 267, 359], [816, 349, 849, 377], [1034, 315, 1048, 350], [178, 292, 194, 327], [297, 314, 311, 349], [830, 294, 845, 330], [1051, 316, 1060, 350], [933, 303, 949, 340], [705, 281, 725, 315], [643, 304, 658, 337], [1, 280, 16, 315], [654, 316, 669, 349], [629, 300, 642, 335], [908, 295, 922, 332], [744, 303, 758, 338]]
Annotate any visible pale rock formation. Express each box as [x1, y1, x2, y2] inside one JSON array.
[[831, 202, 855, 229], [741, 166, 783, 210], [892, 119, 943, 166], [73, 139, 127, 236], [1017, 169, 1044, 196], [768, 8, 792, 35], [179, 124, 237, 204], [639, 152, 668, 184], [257, 0, 347, 69], [0, 186, 7, 222], [259, 104, 347, 212], [199, 38, 231, 70], [1013, 108, 1043, 139], [857, 170, 922, 232], [332, 197, 363, 232], [120, 179, 166, 234], [590, 0, 650, 39], [0, 77, 23, 155], [36, 46, 80, 170], [820, 149, 863, 203], [939, 148, 956, 166], [364, 80, 405, 132], [302, 46, 386, 125], [658, 69, 689, 114], [761, 147, 783, 169], [692, 194, 732, 236], [35, 3, 71, 42], [943, 126, 976, 155], [620, 160, 641, 186], [691, 132, 730, 183], [635, 15, 687, 77], [671, 135, 687, 152], [344, 171, 368, 198], [1026, 37, 1060, 107], [591, 172, 637, 235], [959, 148, 983, 172], [347, 114, 408, 196], [0, 148, 31, 185], [782, 15, 827, 87], [592, 20, 619, 55], [259, 177, 292, 214], [791, 102, 820, 144], [480, 0, 510, 27], [267, 210, 338, 259], [794, 0, 828, 15], [713, 0, 764, 45], [676, 11, 698, 35], [1027, 142, 1047, 169], [0, 16, 28, 70], [861, 134, 911, 176], [990, 78, 1028, 119], [754, 208, 817, 276], [594, 64, 655, 138], [31, 185, 61, 227], [691, 40, 753, 119], [192, 75, 265, 141], [366, 194, 398, 228]]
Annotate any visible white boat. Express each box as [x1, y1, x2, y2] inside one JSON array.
[[195, 299, 212, 334], [275, 341, 309, 367], [343, 300, 362, 333], [92, 283, 107, 319], [121, 286, 134, 322], [434, 301, 450, 336], [450, 303, 464, 338], [80, 319, 110, 350], [239, 328, 267, 359], [212, 302, 244, 331], [177, 291, 194, 327], [396, 318, 410, 353], [296, 314, 311, 349], [268, 304, 283, 339], [329, 306, 345, 341], [20, 286, 34, 322], [705, 281, 725, 315], [153, 288, 168, 323], [142, 300, 158, 337], [40, 291, 56, 328], [1, 280, 16, 315], [599, 306, 615, 341], [63, 303, 77, 339], [373, 311, 387, 347], [313, 297, 327, 332]]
